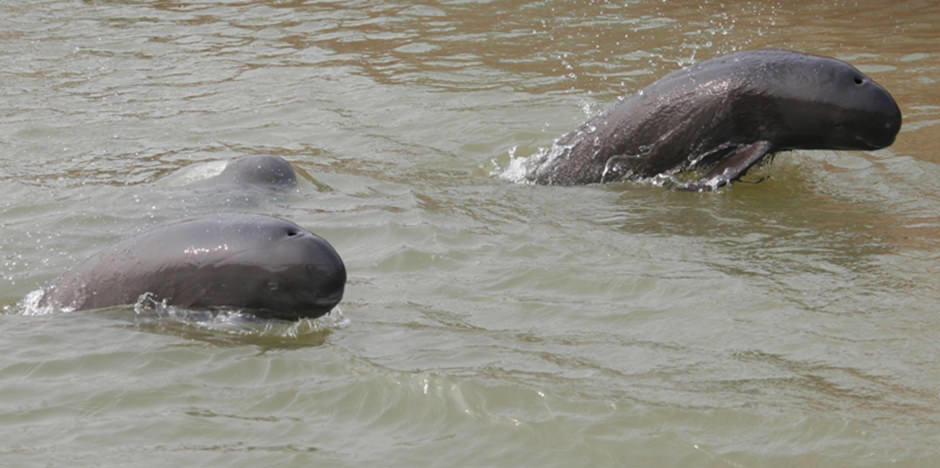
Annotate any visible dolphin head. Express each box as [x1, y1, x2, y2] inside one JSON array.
[[248, 221, 347, 320], [742, 50, 902, 151], [179, 215, 346, 320], [216, 155, 297, 189], [39, 214, 346, 319]]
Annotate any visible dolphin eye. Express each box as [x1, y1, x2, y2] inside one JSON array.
[[286, 228, 300, 237], [854, 75, 864, 85]]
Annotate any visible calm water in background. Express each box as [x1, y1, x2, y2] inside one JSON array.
[[1, 0, 938, 466]]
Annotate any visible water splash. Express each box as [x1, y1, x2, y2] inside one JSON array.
[[648, 173, 721, 191], [128, 293, 349, 340], [10, 289, 348, 346], [497, 140, 579, 184], [497, 152, 535, 184], [600, 154, 639, 183], [13, 288, 62, 316]]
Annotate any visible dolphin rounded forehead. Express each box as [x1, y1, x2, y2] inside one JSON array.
[[178, 213, 298, 234], [125, 214, 302, 252], [660, 50, 856, 84], [218, 155, 297, 187], [658, 49, 891, 110]]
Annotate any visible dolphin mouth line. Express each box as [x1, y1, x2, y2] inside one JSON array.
[[853, 133, 891, 150]]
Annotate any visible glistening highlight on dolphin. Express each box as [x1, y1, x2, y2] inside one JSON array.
[[522, 49, 902, 190], [191, 155, 298, 190], [40, 214, 346, 321]]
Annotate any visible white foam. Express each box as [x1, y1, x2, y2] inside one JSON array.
[[13, 288, 61, 316], [130, 293, 350, 338], [497, 154, 535, 184]]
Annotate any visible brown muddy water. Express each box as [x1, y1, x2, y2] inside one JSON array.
[[1, 1, 938, 466]]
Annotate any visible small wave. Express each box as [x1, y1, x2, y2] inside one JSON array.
[[644, 172, 729, 191], [10, 289, 348, 346], [127, 293, 349, 344]]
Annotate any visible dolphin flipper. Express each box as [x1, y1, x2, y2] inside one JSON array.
[[685, 141, 773, 191]]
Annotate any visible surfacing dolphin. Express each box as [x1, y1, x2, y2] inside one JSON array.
[[195, 155, 298, 190], [40, 214, 346, 321], [523, 49, 902, 190]]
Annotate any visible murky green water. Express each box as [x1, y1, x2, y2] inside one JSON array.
[[1, 1, 938, 466]]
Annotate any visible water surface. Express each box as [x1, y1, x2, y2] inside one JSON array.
[[1, 1, 938, 466]]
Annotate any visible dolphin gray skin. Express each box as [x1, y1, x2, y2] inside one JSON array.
[[200, 155, 297, 189], [525, 49, 903, 189], [40, 214, 345, 321]]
